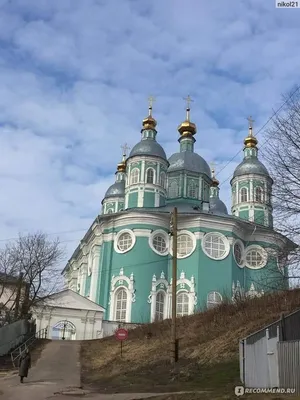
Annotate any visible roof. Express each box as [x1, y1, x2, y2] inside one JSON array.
[[129, 139, 167, 159], [34, 289, 105, 312], [104, 180, 125, 199], [168, 151, 211, 176], [233, 158, 271, 179]]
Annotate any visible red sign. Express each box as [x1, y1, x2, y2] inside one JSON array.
[[115, 328, 128, 341]]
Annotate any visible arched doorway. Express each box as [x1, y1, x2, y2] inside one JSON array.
[[51, 320, 76, 340]]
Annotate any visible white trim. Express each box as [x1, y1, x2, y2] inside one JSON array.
[[244, 245, 268, 269], [114, 229, 136, 254], [149, 229, 169, 256], [239, 187, 248, 203], [202, 232, 230, 261], [130, 168, 140, 185], [108, 269, 135, 323], [207, 291, 222, 309], [145, 167, 156, 184], [233, 239, 245, 268], [148, 272, 169, 322], [169, 230, 197, 259]]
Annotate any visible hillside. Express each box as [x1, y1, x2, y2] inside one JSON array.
[[81, 289, 300, 399]]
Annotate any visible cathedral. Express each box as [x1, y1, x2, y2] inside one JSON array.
[[62, 99, 292, 324]]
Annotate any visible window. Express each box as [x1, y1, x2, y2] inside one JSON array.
[[207, 291, 222, 309], [202, 232, 230, 260], [177, 234, 194, 257], [255, 187, 263, 202], [188, 180, 197, 198], [160, 172, 166, 188], [130, 168, 139, 184], [176, 292, 189, 317], [245, 246, 267, 269], [146, 168, 154, 184], [155, 292, 165, 321], [153, 234, 167, 254], [115, 289, 127, 322], [117, 233, 132, 251], [114, 230, 136, 253], [240, 188, 248, 202], [107, 208, 114, 214], [233, 241, 243, 266], [169, 181, 179, 198]]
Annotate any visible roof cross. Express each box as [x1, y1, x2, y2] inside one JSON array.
[[121, 143, 130, 157]]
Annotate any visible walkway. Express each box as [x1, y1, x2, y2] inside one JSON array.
[[0, 341, 167, 400]]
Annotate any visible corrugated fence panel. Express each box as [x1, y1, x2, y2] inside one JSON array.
[[0, 319, 28, 356], [278, 341, 300, 393], [245, 335, 270, 388]]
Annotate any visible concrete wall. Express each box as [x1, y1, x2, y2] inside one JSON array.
[[0, 319, 35, 356], [102, 320, 139, 337]]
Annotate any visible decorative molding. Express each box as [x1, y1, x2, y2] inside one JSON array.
[[109, 268, 135, 322], [233, 239, 245, 268], [149, 229, 169, 256], [113, 229, 136, 254], [169, 230, 197, 259], [244, 244, 268, 269]]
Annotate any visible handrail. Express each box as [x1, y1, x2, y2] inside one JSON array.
[[10, 326, 48, 367]]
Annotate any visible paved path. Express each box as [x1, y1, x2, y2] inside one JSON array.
[[0, 341, 169, 400]]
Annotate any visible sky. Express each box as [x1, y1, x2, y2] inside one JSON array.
[[0, 0, 299, 266]]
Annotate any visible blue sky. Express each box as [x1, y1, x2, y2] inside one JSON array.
[[0, 0, 299, 263]]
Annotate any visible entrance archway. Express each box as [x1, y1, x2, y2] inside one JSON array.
[[51, 320, 76, 340]]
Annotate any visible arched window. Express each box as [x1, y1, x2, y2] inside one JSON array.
[[176, 292, 189, 317], [114, 289, 127, 322], [130, 168, 139, 184], [207, 291, 222, 309], [255, 187, 263, 202], [146, 168, 154, 184], [160, 172, 166, 188], [188, 180, 197, 198], [240, 188, 248, 202], [155, 291, 165, 321], [169, 181, 179, 198], [107, 208, 114, 214]]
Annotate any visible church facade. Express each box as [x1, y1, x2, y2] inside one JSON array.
[[62, 102, 292, 324]]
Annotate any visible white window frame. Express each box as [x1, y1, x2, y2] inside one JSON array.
[[146, 168, 155, 184], [176, 291, 190, 317], [207, 291, 222, 309], [160, 172, 166, 188], [169, 180, 179, 198], [130, 168, 139, 184], [107, 208, 114, 214], [155, 290, 166, 321], [149, 229, 169, 256], [114, 229, 136, 254], [109, 269, 135, 322], [233, 239, 245, 268], [188, 180, 197, 198], [240, 187, 248, 203], [169, 230, 196, 259], [114, 287, 128, 322], [202, 232, 230, 261], [255, 186, 263, 203], [148, 274, 169, 322], [244, 245, 268, 269]]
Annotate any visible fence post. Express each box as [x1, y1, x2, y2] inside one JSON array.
[[280, 313, 286, 341]]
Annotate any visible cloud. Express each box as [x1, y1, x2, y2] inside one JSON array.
[[0, 0, 299, 265]]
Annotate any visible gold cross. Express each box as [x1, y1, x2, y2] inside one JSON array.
[[247, 116, 255, 128], [148, 95, 156, 109], [210, 161, 216, 174], [121, 143, 130, 157], [183, 95, 194, 109]]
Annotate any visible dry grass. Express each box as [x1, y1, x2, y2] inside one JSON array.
[[81, 289, 300, 396]]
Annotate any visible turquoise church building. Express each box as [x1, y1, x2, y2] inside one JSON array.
[[63, 102, 292, 324]]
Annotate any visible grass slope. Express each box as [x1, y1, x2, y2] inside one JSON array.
[[81, 289, 300, 398]]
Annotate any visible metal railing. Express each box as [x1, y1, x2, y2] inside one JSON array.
[[10, 326, 48, 367]]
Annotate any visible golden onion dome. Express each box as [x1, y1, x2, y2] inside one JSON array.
[[177, 110, 197, 136], [117, 158, 126, 173], [244, 116, 258, 148], [142, 96, 157, 130], [211, 166, 219, 186]]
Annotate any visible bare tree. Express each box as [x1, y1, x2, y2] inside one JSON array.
[[0, 232, 65, 323], [262, 87, 300, 284]]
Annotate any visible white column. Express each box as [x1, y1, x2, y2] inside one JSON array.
[[90, 246, 101, 302], [249, 179, 253, 202], [80, 265, 87, 296]]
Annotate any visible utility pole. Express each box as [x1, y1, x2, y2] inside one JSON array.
[[14, 272, 24, 320], [170, 207, 178, 364]]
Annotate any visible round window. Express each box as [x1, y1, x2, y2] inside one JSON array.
[[202, 232, 229, 260], [117, 232, 133, 252], [153, 234, 167, 254], [245, 247, 266, 269]]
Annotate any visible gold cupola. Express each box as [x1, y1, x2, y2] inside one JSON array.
[[116, 143, 129, 173], [244, 116, 258, 148], [142, 96, 157, 131], [211, 164, 219, 187], [177, 95, 197, 136]]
